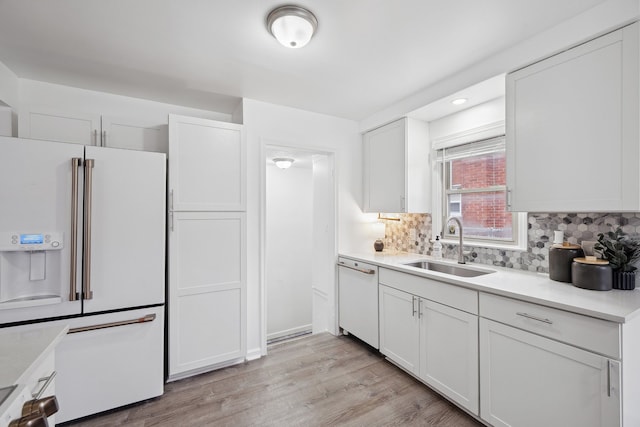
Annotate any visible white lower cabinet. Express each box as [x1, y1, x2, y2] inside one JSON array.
[[379, 283, 479, 415], [480, 317, 620, 427], [379, 285, 420, 375], [420, 300, 478, 414], [168, 211, 246, 380]]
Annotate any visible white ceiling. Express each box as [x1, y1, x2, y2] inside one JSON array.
[[0, 0, 607, 121]]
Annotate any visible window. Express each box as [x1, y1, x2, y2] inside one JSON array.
[[437, 136, 520, 246]]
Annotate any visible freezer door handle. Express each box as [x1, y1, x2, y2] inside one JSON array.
[[83, 158, 95, 300], [69, 158, 82, 301], [68, 313, 157, 334]]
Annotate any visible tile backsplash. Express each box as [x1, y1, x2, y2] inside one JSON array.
[[383, 212, 640, 273]]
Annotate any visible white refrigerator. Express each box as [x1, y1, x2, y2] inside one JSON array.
[[0, 136, 166, 423]]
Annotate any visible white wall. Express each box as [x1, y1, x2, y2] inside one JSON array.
[[311, 154, 335, 334], [0, 59, 18, 109], [18, 79, 233, 127], [0, 59, 19, 136], [266, 163, 313, 340], [360, 0, 640, 131], [429, 97, 505, 146], [242, 98, 367, 358]]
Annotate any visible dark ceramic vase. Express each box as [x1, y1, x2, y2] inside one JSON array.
[[612, 270, 636, 290]]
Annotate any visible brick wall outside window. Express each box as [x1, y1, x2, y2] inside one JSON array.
[[449, 153, 512, 239]]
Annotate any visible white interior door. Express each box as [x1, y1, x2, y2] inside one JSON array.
[[0, 137, 84, 323], [83, 146, 166, 313], [168, 211, 246, 379], [101, 116, 168, 153], [169, 114, 245, 211]]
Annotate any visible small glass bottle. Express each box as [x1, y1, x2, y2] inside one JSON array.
[[432, 236, 443, 259]]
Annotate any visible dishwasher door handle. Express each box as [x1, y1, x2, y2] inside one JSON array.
[[338, 263, 376, 275]]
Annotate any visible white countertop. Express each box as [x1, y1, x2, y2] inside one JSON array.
[[339, 251, 640, 324], [0, 324, 68, 387]]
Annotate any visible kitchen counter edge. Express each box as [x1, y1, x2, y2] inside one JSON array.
[[339, 251, 640, 324]]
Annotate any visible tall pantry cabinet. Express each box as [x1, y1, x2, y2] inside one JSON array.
[[167, 114, 247, 380]]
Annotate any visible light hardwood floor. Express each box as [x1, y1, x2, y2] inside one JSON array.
[[65, 333, 483, 426]]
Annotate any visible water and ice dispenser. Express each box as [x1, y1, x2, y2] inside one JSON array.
[[0, 232, 65, 308]]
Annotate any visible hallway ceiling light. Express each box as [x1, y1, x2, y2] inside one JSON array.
[[273, 157, 295, 169], [267, 5, 318, 48], [451, 98, 468, 105]]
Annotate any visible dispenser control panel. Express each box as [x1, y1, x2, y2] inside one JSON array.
[[0, 232, 64, 251]]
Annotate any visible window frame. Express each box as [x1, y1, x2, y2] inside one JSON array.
[[431, 132, 527, 251]]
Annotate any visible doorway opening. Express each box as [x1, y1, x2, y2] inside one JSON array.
[[263, 145, 336, 350]]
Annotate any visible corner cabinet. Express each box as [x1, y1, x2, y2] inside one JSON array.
[[378, 269, 479, 415], [363, 117, 430, 213], [506, 22, 639, 212]]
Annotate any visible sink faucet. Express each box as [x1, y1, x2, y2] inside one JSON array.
[[446, 216, 465, 264]]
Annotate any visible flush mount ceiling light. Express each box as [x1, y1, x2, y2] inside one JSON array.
[[273, 157, 295, 169], [451, 98, 468, 105], [267, 5, 318, 48]]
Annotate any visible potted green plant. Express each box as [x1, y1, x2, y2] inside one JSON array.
[[595, 227, 640, 290]]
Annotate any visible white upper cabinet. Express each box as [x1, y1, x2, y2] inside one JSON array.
[[363, 117, 430, 213], [506, 22, 639, 212], [20, 107, 101, 145], [101, 116, 167, 153], [19, 107, 168, 153], [168, 114, 245, 211]]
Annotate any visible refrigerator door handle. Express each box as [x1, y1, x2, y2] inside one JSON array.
[[83, 158, 95, 300], [68, 313, 157, 334], [69, 158, 82, 301]]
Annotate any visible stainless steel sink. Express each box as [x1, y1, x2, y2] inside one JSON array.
[[403, 261, 494, 277]]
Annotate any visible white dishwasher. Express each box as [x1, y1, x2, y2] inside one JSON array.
[[338, 257, 379, 349]]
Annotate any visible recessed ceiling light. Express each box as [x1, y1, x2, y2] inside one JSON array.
[[451, 98, 468, 105]]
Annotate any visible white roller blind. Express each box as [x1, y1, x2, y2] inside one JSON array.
[[436, 136, 505, 162]]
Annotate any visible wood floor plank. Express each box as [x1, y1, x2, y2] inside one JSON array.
[[65, 334, 482, 427]]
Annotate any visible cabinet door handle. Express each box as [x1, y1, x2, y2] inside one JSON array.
[[516, 312, 553, 324], [506, 189, 512, 209], [606, 359, 621, 398], [400, 196, 406, 212], [102, 130, 107, 147], [412, 296, 417, 317], [607, 359, 611, 397], [418, 298, 423, 318]]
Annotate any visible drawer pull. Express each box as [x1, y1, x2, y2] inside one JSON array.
[[516, 312, 553, 325], [32, 371, 56, 399]]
